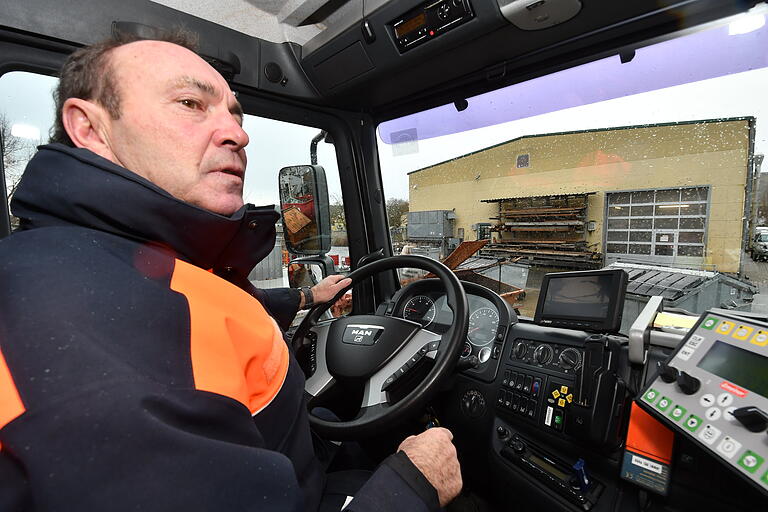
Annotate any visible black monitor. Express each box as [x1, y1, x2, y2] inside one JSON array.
[[534, 269, 628, 332]]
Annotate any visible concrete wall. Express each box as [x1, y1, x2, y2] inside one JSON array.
[[408, 119, 751, 272]]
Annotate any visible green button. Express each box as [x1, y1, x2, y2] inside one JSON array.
[[669, 405, 687, 422], [738, 451, 764, 474], [656, 396, 672, 412], [684, 414, 702, 432], [701, 317, 718, 330], [644, 388, 660, 403]]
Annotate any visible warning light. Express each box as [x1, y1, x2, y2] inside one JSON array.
[[429, 30, 434, 36]]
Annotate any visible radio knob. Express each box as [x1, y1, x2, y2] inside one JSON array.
[[676, 371, 701, 395], [513, 342, 528, 359], [559, 348, 582, 370], [533, 344, 553, 365]]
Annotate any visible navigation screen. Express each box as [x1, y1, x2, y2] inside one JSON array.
[[541, 274, 613, 320], [698, 341, 768, 397]]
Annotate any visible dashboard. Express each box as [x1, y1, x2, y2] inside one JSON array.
[[391, 276, 768, 511]]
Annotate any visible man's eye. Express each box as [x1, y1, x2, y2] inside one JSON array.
[[179, 99, 202, 109]]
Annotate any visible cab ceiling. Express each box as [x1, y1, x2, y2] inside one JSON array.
[[149, 0, 339, 45], [152, 0, 762, 120]]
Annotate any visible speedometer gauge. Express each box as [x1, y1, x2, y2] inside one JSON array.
[[468, 307, 499, 346], [403, 295, 436, 327]]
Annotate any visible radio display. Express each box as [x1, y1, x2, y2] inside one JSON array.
[[698, 341, 768, 396], [529, 454, 571, 482], [395, 13, 426, 38]]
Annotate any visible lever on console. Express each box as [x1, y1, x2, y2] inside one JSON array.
[[676, 371, 701, 395], [732, 406, 768, 433], [456, 355, 480, 372], [656, 361, 679, 383]]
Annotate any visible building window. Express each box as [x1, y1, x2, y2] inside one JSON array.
[[605, 186, 708, 263]]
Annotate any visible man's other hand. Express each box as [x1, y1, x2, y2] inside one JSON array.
[[397, 427, 463, 507], [311, 274, 352, 304]]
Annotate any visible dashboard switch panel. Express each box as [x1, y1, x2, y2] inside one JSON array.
[[497, 326, 627, 448]]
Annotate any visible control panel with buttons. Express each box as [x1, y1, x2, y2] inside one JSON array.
[[639, 311, 768, 496], [496, 331, 627, 447], [496, 368, 543, 422]]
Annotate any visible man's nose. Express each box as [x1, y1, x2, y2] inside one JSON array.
[[214, 112, 249, 151]]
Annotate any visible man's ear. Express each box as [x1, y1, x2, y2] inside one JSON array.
[[61, 98, 116, 160]]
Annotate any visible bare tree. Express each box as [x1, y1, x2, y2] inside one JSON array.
[[1, 112, 38, 202], [329, 193, 345, 227]]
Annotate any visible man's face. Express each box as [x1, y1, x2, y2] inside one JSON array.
[[101, 41, 248, 215]]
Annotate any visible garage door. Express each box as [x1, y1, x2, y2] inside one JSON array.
[[605, 187, 709, 266]]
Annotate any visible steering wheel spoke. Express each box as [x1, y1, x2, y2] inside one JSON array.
[[361, 328, 441, 408], [303, 320, 337, 399]]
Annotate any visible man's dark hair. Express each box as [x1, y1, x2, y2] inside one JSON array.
[[51, 29, 199, 146]]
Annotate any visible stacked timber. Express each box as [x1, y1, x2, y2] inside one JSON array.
[[480, 193, 601, 269]]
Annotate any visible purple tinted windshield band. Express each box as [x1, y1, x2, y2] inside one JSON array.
[[378, 21, 768, 144]]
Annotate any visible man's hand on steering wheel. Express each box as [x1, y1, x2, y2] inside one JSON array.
[[301, 275, 352, 309]]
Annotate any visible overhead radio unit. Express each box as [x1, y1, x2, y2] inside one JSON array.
[[390, 0, 475, 52]]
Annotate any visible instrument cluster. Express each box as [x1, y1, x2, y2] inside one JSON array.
[[394, 279, 513, 366]]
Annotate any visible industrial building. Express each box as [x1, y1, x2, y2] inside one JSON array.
[[408, 117, 756, 273]]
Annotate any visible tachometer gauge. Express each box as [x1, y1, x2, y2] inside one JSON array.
[[468, 307, 499, 346], [403, 295, 436, 327]]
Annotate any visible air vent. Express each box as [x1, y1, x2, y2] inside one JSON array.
[[516, 154, 530, 168]]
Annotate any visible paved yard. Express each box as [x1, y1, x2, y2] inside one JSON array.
[[741, 252, 768, 314], [742, 251, 768, 293]]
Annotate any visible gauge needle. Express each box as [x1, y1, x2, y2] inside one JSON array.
[[469, 327, 480, 334]]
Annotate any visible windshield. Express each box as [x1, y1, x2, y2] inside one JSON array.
[[377, 6, 768, 331]]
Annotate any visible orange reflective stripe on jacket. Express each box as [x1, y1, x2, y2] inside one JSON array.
[[0, 347, 25, 445], [170, 259, 289, 415]]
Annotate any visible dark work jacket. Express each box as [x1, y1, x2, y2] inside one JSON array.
[[0, 144, 438, 512]]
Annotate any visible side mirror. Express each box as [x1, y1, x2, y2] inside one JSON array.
[[279, 165, 331, 255]]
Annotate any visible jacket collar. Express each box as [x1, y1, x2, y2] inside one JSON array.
[[11, 144, 280, 276]]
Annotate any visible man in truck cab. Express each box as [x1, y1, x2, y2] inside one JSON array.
[[0, 31, 461, 511]]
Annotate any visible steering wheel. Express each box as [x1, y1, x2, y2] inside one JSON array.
[[293, 255, 468, 440]]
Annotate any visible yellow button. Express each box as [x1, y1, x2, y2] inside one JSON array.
[[552, 390, 561, 399], [566, 394, 573, 403], [557, 398, 566, 407], [716, 321, 735, 335], [733, 325, 753, 340], [560, 386, 569, 394], [751, 330, 768, 347]]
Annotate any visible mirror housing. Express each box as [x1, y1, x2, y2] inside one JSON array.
[[288, 255, 336, 282], [279, 165, 331, 255]]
